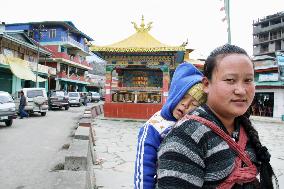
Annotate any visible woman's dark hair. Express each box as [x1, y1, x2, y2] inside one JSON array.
[[205, 44, 278, 188], [204, 44, 250, 80], [238, 115, 278, 189]]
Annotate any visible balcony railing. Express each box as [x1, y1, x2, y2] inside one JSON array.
[[253, 22, 284, 34], [57, 71, 89, 83], [61, 36, 89, 53], [52, 52, 91, 68], [253, 34, 283, 45]]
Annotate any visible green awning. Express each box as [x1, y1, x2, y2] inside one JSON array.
[[57, 77, 89, 85], [255, 81, 284, 86]]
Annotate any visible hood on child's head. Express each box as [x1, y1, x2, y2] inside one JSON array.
[[161, 62, 204, 121]]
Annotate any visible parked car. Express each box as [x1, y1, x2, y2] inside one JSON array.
[[68, 92, 81, 107], [48, 90, 69, 110], [89, 92, 100, 102], [14, 88, 48, 116], [0, 91, 17, 126]]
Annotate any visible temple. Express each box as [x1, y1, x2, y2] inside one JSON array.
[[91, 16, 191, 119]]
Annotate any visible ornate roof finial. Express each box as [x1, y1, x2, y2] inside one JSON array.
[[131, 16, 153, 32], [140, 15, 145, 28], [181, 38, 189, 47]]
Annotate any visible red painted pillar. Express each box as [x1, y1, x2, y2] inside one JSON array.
[[105, 65, 114, 103], [161, 65, 170, 104]]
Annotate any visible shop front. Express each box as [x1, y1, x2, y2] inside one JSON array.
[[0, 55, 47, 94], [252, 54, 284, 119], [252, 92, 274, 117], [253, 84, 284, 119], [57, 78, 89, 92], [0, 67, 13, 93]]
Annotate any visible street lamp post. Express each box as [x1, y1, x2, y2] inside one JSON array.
[[224, 0, 231, 44], [35, 24, 46, 88]]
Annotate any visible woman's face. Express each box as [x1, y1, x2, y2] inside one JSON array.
[[203, 54, 255, 119]]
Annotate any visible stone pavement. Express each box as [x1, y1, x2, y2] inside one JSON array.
[[252, 120, 284, 188], [93, 117, 143, 189], [93, 116, 284, 189]]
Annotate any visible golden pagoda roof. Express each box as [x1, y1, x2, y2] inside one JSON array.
[[90, 16, 186, 53]]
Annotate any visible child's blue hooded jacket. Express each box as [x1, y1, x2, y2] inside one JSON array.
[[134, 62, 203, 189]]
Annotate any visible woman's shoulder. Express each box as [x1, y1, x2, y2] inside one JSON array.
[[175, 107, 211, 131], [170, 106, 224, 144]]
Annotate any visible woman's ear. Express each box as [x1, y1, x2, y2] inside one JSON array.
[[202, 77, 209, 94]]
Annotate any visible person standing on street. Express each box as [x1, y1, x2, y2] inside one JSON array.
[[19, 91, 28, 119], [84, 93, 88, 106]]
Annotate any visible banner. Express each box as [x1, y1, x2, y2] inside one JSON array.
[[258, 73, 279, 82], [276, 52, 284, 81]]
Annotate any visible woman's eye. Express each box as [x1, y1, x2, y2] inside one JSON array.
[[225, 79, 234, 83], [245, 78, 253, 82]]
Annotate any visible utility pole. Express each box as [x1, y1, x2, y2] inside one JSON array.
[[34, 24, 46, 88], [224, 0, 231, 44]]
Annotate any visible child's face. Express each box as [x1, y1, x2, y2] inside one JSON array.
[[173, 94, 199, 120]]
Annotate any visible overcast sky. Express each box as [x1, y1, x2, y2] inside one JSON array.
[[1, 0, 283, 58]]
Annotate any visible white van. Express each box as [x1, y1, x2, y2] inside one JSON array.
[[68, 92, 81, 107], [15, 88, 48, 116]]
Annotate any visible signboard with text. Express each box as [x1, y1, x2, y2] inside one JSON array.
[[276, 52, 284, 81], [258, 73, 279, 82]]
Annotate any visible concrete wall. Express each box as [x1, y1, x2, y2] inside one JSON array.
[[12, 75, 22, 94], [274, 89, 284, 118], [253, 45, 261, 55], [269, 42, 276, 52], [54, 104, 104, 189]]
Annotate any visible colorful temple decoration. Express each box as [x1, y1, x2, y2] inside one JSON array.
[[91, 16, 189, 119]]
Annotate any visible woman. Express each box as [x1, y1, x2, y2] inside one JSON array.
[[156, 44, 278, 189]]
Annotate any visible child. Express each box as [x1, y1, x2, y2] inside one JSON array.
[[134, 62, 206, 189]]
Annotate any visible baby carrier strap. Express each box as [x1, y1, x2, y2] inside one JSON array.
[[184, 115, 258, 189]]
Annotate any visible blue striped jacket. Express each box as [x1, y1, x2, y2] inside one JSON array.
[[134, 111, 175, 189]]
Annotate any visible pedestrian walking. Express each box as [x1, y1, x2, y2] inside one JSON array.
[[83, 93, 88, 106], [19, 90, 28, 119], [134, 62, 207, 189], [157, 44, 279, 189]]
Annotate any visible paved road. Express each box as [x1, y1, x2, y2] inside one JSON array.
[[0, 106, 84, 189], [253, 120, 284, 188], [93, 118, 284, 189]]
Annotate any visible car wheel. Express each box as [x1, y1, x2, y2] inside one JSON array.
[[41, 112, 46, 116], [5, 119, 13, 127], [65, 106, 69, 110]]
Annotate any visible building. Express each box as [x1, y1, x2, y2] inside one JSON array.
[[91, 16, 190, 119], [5, 21, 94, 92], [0, 22, 54, 94], [252, 55, 284, 119], [252, 12, 284, 119], [253, 11, 284, 57], [85, 55, 106, 94]]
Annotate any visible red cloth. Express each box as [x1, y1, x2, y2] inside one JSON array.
[[184, 115, 258, 189]]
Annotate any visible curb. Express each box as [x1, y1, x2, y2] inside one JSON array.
[[250, 116, 284, 124]]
